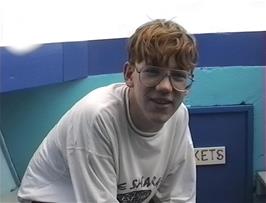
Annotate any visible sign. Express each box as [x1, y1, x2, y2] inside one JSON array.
[[194, 146, 226, 166]]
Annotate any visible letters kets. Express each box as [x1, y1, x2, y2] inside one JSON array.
[[194, 146, 226, 166]]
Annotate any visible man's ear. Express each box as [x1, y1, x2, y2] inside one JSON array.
[[123, 62, 135, 87]]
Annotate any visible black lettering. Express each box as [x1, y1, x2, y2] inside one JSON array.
[[129, 176, 162, 190], [155, 177, 161, 187], [143, 177, 151, 187], [151, 176, 157, 186], [194, 150, 200, 161], [130, 176, 144, 189], [118, 183, 127, 190], [209, 149, 216, 160], [217, 149, 224, 160], [130, 179, 138, 189], [201, 150, 208, 161], [138, 176, 144, 188]]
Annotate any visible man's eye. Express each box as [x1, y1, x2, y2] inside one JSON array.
[[144, 68, 161, 75], [172, 72, 186, 79]]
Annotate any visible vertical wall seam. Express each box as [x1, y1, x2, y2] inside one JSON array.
[[0, 129, 20, 188], [264, 66, 266, 169]]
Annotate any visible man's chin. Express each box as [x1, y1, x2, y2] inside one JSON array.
[[150, 113, 172, 125]]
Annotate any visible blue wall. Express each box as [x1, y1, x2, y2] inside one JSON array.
[[0, 31, 265, 191]]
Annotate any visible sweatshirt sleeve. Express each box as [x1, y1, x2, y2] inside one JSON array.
[[64, 109, 119, 203], [155, 108, 196, 203]]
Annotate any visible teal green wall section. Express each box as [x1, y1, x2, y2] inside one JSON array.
[[0, 67, 265, 181], [0, 73, 123, 179]]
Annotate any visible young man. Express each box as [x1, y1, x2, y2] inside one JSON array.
[[18, 19, 198, 203]]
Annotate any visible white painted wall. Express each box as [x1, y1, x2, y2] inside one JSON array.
[[0, 0, 266, 48]]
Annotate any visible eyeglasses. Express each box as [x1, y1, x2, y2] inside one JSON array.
[[136, 65, 194, 92]]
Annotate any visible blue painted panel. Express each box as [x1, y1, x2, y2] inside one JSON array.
[[0, 43, 63, 92], [196, 31, 266, 67], [1, 32, 265, 92], [85, 31, 266, 75], [189, 105, 253, 203], [87, 38, 128, 75], [63, 41, 89, 81]]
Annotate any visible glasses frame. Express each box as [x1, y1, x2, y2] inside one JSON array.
[[135, 65, 194, 93]]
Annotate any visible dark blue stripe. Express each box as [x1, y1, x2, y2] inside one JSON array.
[[63, 41, 89, 81], [86, 31, 266, 75], [1, 31, 265, 92], [0, 43, 63, 92], [196, 31, 266, 67], [87, 38, 128, 75]]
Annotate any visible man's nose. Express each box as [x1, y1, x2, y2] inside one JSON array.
[[155, 75, 173, 92]]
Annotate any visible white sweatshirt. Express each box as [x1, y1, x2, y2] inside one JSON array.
[[18, 83, 196, 203]]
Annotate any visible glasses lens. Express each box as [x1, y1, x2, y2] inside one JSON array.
[[170, 70, 193, 91], [140, 66, 165, 87], [139, 66, 193, 91]]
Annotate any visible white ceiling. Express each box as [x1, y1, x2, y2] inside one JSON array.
[[1, 0, 265, 48]]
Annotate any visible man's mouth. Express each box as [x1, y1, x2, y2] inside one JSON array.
[[151, 98, 172, 105]]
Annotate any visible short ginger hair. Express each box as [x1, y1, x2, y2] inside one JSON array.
[[128, 19, 198, 71]]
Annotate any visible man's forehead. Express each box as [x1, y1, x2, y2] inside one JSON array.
[[144, 56, 178, 68]]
